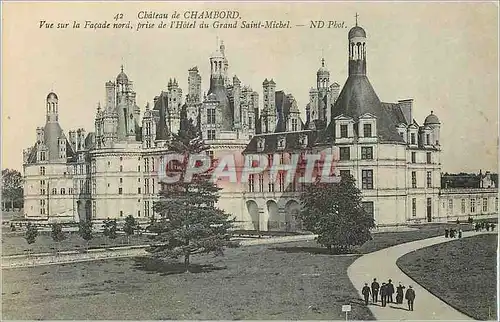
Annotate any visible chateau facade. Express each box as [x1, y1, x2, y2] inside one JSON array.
[[22, 22, 497, 228]]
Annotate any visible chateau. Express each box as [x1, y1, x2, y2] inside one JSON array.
[[22, 21, 498, 229]]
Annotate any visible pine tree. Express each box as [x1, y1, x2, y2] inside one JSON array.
[[298, 174, 375, 253], [147, 118, 238, 272]]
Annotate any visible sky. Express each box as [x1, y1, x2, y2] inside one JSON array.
[[2, 2, 498, 173]]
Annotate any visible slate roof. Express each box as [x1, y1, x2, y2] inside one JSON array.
[[256, 90, 304, 134], [43, 122, 65, 161], [208, 76, 233, 131], [381, 102, 407, 125], [153, 92, 170, 141], [243, 130, 318, 154], [331, 75, 405, 143]]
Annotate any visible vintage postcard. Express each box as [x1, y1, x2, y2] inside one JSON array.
[[1, 1, 498, 321]]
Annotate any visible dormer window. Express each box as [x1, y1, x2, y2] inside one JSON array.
[[299, 134, 308, 148], [340, 125, 348, 138], [363, 124, 372, 137], [277, 136, 286, 150], [410, 133, 416, 145], [257, 138, 265, 152]]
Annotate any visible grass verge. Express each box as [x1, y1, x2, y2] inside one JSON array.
[[396, 234, 497, 321]]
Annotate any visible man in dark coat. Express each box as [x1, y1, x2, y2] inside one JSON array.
[[387, 279, 395, 303], [405, 285, 416, 311], [396, 282, 405, 304], [444, 228, 449, 238], [380, 282, 387, 307], [362, 283, 371, 305], [371, 278, 380, 303]]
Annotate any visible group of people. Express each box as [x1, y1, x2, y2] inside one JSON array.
[[444, 228, 462, 238], [362, 278, 416, 311], [474, 221, 495, 232]]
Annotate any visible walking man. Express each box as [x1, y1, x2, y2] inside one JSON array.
[[362, 283, 371, 306], [396, 282, 405, 304], [380, 282, 387, 307], [405, 285, 416, 311], [371, 278, 380, 303], [387, 279, 395, 303]]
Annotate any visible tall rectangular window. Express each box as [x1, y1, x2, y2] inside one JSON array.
[[278, 173, 285, 192], [426, 152, 432, 164], [361, 147, 373, 160], [248, 174, 255, 192], [340, 125, 348, 138], [426, 134, 430, 145], [363, 124, 372, 137], [40, 166, 45, 175], [470, 198, 476, 213], [291, 119, 298, 131], [496, 198, 498, 211], [410, 133, 416, 145], [340, 147, 350, 161], [258, 174, 264, 192], [362, 201, 374, 217], [461, 199, 466, 213], [249, 116, 253, 129], [411, 152, 416, 163], [482, 198, 488, 212], [362, 170, 373, 189], [411, 171, 417, 188], [207, 130, 216, 140], [448, 199, 453, 212], [118, 187, 123, 194], [412, 198, 416, 216], [144, 201, 150, 217], [207, 108, 216, 124], [426, 171, 432, 188], [40, 199, 46, 215], [144, 178, 149, 194], [92, 180, 96, 194], [268, 176, 275, 193]]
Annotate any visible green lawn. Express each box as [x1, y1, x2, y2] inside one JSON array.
[[397, 234, 497, 321], [2, 224, 488, 320], [1, 232, 153, 256], [2, 242, 374, 320]]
